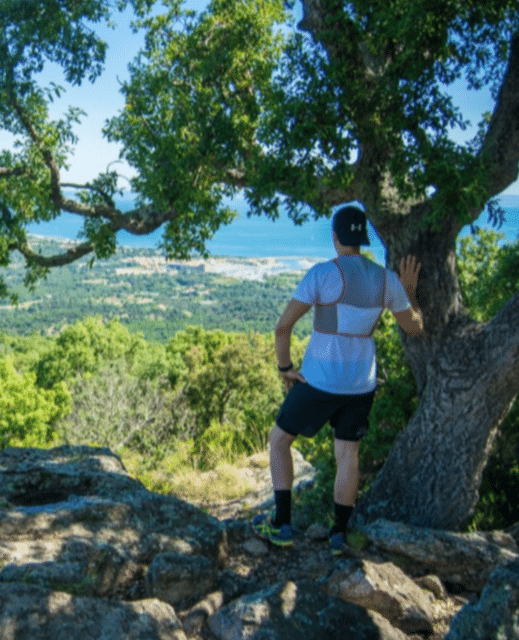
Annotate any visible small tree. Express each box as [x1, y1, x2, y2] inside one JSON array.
[[35, 316, 149, 387]]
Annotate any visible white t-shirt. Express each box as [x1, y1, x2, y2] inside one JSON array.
[[292, 255, 410, 395]]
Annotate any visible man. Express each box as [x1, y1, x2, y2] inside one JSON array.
[[253, 204, 423, 555]]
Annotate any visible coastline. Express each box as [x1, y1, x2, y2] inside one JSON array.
[[28, 234, 323, 281], [115, 255, 322, 281]]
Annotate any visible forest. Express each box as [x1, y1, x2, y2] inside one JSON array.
[[1, 228, 518, 532], [0, 237, 313, 341]]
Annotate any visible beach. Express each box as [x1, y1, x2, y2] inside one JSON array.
[[114, 255, 321, 281]]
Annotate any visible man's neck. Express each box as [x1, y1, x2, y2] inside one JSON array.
[[336, 246, 361, 256]]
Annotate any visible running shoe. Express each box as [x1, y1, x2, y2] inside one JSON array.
[[329, 531, 345, 556], [252, 513, 294, 547]]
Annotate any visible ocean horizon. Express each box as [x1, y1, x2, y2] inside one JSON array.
[[26, 194, 519, 266]]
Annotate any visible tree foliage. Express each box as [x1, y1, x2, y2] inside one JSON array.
[[0, 0, 290, 298], [105, 0, 288, 250], [35, 316, 152, 387], [0, 355, 69, 447], [457, 228, 519, 320]]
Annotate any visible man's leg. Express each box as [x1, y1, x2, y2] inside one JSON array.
[[252, 424, 296, 544], [269, 424, 296, 490], [269, 424, 296, 526], [332, 439, 359, 533]]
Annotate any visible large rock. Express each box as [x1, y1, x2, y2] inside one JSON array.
[[0, 446, 224, 601], [0, 583, 187, 640], [325, 558, 435, 635], [208, 580, 410, 640], [443, 558, 519, 640], [358, 518, 518, 591]]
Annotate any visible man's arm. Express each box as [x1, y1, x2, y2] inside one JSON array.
[[393, 255, 424, 336], [275, 299, 312, 391]]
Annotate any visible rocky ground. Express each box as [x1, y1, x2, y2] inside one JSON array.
[[187, 529, 465, 640], [0, 445, 517, 640], [187, 473, 466, 640]]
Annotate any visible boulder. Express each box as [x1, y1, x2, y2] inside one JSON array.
[[325, 558, 435, 635], [0, 445, 224, 602], [443, 558, 519, 640], [0, 583, 187, 640], [358, 518, 518, 591], [208, 580, 410, 640]]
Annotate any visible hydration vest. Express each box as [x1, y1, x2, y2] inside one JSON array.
[[313, 255, 387, 338]]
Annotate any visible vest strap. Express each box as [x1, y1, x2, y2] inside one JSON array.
[[313, 259, 387, 338]]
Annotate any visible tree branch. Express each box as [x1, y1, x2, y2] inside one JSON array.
[[59, 197, 179, 235], [478, 31, 519, 200], [9, 95, 181, 240], [9, 95, 63, 203], [61, 182, 116, 208], [12, 239, 94, 268], [0, 166, 26, 178]]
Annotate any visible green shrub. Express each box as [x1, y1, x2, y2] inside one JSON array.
[[35, 317, 154, 388], [56, 360, 194, 453], [0, 356, 70, 447]]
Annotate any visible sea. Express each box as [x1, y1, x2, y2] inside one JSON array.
[[26, 194, 519, 267]]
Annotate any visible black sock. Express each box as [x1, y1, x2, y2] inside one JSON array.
[[330, 503, 354, 535], [273, 490, 291, 526]]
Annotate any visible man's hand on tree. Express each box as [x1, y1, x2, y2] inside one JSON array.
[[399, 255, 422, 299]]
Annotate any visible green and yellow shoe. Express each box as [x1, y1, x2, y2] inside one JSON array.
[[329, 531, 345, 556], [252, 513, 294, 547]]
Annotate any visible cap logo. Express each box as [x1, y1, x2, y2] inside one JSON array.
[[351, 223, 362, 232]]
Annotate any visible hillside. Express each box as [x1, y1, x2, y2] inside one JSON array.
[[1, 237, 317, 341]]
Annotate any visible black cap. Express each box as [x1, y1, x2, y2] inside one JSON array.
[[332, 205, 370, 246]]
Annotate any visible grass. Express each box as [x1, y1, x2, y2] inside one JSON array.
[[119, 444, 266, 505]]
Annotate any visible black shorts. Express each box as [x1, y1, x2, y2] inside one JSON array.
[[276, 382, 375, 441]]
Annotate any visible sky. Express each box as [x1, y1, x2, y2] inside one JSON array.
[[2, 0, 519, 250]]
